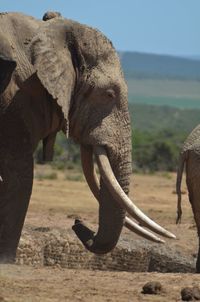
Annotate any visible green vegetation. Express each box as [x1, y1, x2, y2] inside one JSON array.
[[65, 173, 84, 182], [35, 137, 81, 170], [34, 170, 58, 181], [130, 103, 200, 133], [132, 129, 186, 172], [129, 103, 200, 172]]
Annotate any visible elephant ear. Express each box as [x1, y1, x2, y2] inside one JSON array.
[[0, 55, 16, 94], [30, 19, 77, 134]]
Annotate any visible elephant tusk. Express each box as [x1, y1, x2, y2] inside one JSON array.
[[80, 145, 100, 201], [94, 146, 176, 239], [0, 175, 3, 182], [124, 217, 165, 243], [80, 145, 166, 243]]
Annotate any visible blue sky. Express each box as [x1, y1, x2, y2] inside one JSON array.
[[1, 0, 199, 56]]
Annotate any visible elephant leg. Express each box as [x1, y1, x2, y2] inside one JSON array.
[[196, 237, 200, 273], [194, 208, 200, 273], [189, 196, 200, 273], [0, 154, 33, 263], [0, 114, 33, 263], [187, 180, 200, 273], [0, 157, 33, 263]]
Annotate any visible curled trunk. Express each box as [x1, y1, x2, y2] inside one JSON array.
[[73, 144, 131, 254]]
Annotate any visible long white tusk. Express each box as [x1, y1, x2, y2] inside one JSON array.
[[80, 145, 166, 243], [0, 175, 3, 182], [80, 145, 100, 201], [94, 146, 176, 239], [124, 217, 165, 243]]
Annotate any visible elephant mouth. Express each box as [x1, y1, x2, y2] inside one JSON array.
[[72, 145, 176, 249]]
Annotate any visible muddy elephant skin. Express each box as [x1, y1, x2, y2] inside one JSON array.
[[176, 124, 200, 272]]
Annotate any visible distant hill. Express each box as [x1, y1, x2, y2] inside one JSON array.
[[126, 78, 200, 108], [118, 51, 200, 108], [119, 51, 200, 80], [186, 55, 200, 61]]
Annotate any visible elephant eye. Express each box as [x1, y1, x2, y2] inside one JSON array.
[[106, 89, 116, 99]]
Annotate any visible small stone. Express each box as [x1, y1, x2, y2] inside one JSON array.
[[34, 227, 50, 233], [181, 287, 194, 301], [192, 286, 200, 300], [181, 286, 200, 301], [142, 281, 162, 295]]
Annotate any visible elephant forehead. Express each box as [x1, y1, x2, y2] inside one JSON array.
[[77, 27, 116, 62], [89, 64, 127, 90]]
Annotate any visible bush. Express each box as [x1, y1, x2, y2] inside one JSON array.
[[34, 171, 58, 181], [34, 133, 81, 170], [132, 129, 186, 172], [34, 128, 186, 174]]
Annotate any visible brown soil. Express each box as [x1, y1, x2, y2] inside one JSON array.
[[0, 165, 198, 302]]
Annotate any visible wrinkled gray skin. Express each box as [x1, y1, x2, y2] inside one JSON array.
[[176, 124, 200, 273], [0, 12, 131, 262]]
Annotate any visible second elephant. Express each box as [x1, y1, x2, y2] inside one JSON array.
[[176, 124, 200, 272]]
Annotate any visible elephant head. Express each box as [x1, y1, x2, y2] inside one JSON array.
[[29, 17, 175, 253]]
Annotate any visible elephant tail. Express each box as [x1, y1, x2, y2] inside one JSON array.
[[176, 151, 186, 224]]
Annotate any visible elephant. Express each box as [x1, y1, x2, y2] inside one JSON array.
[[0, 11, 175, 263], [176, 124, 200, 272]]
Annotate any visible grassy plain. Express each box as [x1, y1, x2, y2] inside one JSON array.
[[127, 78, 200, 108]]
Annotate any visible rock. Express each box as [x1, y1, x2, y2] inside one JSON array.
[[15, 229, 195, 272], [181, 287, 194, 301], [181, 286, 200, 301], [192, 286, 200, 300], [142, 281, 162, 295]]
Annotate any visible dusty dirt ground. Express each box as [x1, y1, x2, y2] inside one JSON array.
[[0, 165, 199, 302]]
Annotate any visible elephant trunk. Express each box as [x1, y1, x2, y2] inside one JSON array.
[[73, 142, 131, 254]]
